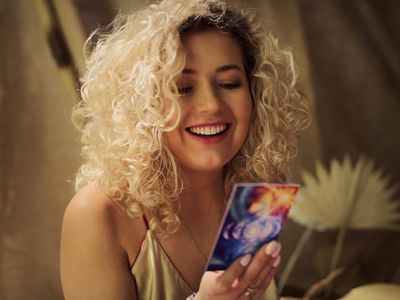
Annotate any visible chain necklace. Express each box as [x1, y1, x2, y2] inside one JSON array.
[[179, 185, 227, 265], [180, 201, 226, 265], [180, 218, 208, 264]]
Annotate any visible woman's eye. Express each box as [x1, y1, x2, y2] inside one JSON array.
[[178, 86, 193, 95], [219, 82, 241, 90]]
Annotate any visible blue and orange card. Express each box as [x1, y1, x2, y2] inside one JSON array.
[[207, 183, 299, 271]]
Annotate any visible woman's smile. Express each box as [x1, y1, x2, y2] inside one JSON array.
[[185, 122, 230, 144]]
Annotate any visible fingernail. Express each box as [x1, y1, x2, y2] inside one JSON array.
[[240, 254, 252, 266], [231, 278, 239, 288], [272, 256, 281, 268], [271, 243, 281, 258], [265, 241, 277, 255]]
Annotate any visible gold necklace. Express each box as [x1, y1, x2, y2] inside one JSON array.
[[179, 202, 226, 265], [180, 218, 207, 264]]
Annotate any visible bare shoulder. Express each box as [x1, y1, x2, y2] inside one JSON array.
[[64, 183, 122, 222], [60, 184, 145, 300], [63, 184, 114, 226], [63, 183, 146, 244]]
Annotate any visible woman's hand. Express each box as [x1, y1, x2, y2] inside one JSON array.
[[195, 241, 281, 300]]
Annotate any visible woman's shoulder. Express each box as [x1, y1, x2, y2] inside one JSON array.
[[65, 183, 121, 221], [64, 183, 122, 234], [61, 183, 145, 299], [65, 183, 143, 224], [62, 183, 147, 264]]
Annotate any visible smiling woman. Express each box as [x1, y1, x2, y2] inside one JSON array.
[[166, 30, 253, 173], [60, 0, 310, 299]]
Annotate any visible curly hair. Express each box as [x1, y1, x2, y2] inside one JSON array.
[[73, 0, 310, 237]]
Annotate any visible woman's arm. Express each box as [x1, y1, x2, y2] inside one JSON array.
[[60, 187, 138, 300]]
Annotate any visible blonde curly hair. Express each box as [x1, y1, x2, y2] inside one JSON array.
[[73, 0, 310, 237]]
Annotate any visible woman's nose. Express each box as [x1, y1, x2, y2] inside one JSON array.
[[194, 85, 222, 113]]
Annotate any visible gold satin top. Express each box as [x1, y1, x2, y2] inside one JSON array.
[[131, 229, 278, 300]]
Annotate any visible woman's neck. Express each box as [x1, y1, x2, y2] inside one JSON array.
[[179, 168, 225, 216]]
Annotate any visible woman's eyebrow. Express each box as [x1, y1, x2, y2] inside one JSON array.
[[182, 64, 244, 75], [182, 68, 197, 74], [216, 64, 244, 73]]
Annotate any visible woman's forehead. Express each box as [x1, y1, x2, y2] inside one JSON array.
[[181, 29, 245, 70]]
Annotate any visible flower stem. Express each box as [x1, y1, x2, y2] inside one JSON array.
[[278, 225, 313, 295]]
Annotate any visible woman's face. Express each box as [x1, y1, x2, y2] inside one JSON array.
[[165, 29, 252, 174]]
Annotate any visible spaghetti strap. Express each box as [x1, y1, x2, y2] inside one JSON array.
[[142, 215, 150, 230]]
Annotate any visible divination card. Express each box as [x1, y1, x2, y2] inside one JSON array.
[[207, 183, 299, 271]]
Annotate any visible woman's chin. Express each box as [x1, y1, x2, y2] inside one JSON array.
[[183, 157, 228, 174]]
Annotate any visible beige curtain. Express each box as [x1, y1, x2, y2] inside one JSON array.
[[0, 0, 82, 299], [298, 0, 400, 186]]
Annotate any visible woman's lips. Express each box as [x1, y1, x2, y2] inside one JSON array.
[[185, 124, 231, 144], [187, 124, 228, 136]]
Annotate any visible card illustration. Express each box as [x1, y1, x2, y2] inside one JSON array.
[[207, 183, 299, 271]]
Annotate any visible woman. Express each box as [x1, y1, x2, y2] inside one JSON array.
[[60, 0, 310, 299]]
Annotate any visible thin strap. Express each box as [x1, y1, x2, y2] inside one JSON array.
[[130, 215, 150, 269], [142, 214, 150, 230]]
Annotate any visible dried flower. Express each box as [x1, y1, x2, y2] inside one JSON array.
[[290, 156, 400, 230]]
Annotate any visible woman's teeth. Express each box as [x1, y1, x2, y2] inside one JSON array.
[[188, 124, 227, 136]]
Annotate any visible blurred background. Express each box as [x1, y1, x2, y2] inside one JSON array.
[[1, 0, 399, 299]]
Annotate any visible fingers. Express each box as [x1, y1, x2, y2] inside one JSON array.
[[239, 258, 280, 300], [206, 241, 282, 298], [239, 241, 280, 287], [259, 255, 281, 289], [236, 241, 282, 300], [254, 243, 281, 287], [198, 255, 253, 299], [216, 254, 252, 291]]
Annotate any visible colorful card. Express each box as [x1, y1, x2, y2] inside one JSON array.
[[206, 183, 300, 271]]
